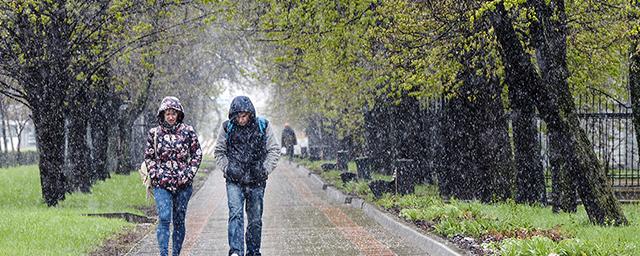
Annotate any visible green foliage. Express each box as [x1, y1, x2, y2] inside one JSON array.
[[565, 0, 630, 100], [243, 0, 640, 136], [375, 193, 397, 210]]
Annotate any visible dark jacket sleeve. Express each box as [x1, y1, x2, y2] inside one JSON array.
[[292, 130, 297, 145], [281, 132, 285, 147]]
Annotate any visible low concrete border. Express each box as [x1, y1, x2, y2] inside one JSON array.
[[307, 171, 326, 188], [292, 162, 466, 256], [325, 186, 351, 204], [360, 202, 465, 256]]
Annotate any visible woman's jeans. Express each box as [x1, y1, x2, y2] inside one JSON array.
[[154, 186, 193, 256], [226, 181, 265, 256]]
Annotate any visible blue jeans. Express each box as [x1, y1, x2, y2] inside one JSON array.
[[226, 181, 265, 256], [154, 186, 193, 256]]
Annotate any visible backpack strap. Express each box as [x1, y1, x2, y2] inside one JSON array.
[[256, 117, 267, 136], [224, 120, 233, 144]]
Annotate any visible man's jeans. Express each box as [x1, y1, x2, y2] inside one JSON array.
[[226, 181, 265, 256], [154, 186, 193, 256]]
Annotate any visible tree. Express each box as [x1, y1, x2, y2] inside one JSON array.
[[0, 0, 219, 205], [629, 1, 640, 150], [489, 0, 627, 225], [3, 96, 31, 157], [488, 3, 546, 205], [0, 0, 74, 206], [238, 0, 628, 224]]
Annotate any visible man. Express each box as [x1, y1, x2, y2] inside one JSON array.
[[214, 96, 280, 256], [280, 122, 297, 161]]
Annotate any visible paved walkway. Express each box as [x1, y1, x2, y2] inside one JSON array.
[[127, 161, 431, 256]]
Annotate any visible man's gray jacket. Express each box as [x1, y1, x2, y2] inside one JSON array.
[[214, 96, 280, 185]]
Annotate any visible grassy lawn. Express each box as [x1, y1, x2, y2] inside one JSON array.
[[0, 165, 154, 255], [296, 159, 640, 255]]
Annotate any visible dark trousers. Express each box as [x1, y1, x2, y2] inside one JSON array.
[[286, 145, 294, 161]]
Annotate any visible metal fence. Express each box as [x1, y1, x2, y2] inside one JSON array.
[[538, 89, 640, 191]]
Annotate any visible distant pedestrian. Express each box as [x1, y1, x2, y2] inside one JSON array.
[[281, 123, 297, 161], [144, 96, 202, 256], [214, 96, 280, 256]]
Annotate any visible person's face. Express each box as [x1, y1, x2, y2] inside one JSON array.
[[164, 109, 178, 125], [236, 112, 250, 126]]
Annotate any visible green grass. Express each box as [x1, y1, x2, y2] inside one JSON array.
[[394, 192, 640, 255], [295, 160, 640, 255], [0, 165, 155, 255]]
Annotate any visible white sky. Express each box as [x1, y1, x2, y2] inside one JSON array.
[[217, 80, 271, 118]]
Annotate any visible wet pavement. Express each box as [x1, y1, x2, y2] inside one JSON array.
[[127, 160, 432, 256]]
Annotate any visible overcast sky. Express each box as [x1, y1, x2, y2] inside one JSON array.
[[217, 80, 270, 118]]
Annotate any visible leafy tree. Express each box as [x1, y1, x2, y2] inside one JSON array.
[[489, 0, 627, 225], [0, 0, 219, 206]]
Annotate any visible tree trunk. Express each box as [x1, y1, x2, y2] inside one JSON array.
[[529, 0, 580, 212], [67, 101, 92, 193], [115, 112, 134, 174], [365, 95, 396, 175], [630, 34, 640, 155], [458, 61, 514, 202], [8, 122, 15, 152], [114, 56, 156, 174], [421, 98, 443, 185], [548, 129, 578, 212], [0, 100, 8, 154], [392, 93, 433, 185], [32, 103, 67, 206], [13, 124, 24, 163], [491, 0, 627, 225], [436, 25, 516, 201], [489, 2, 547, 205], [473, 74, 515, 202], [439, 95, 475, 200], [27, 2, 72, 206], [89, 90, 111, 182]]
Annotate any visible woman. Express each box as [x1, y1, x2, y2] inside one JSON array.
[[144, 96, 202, 256]]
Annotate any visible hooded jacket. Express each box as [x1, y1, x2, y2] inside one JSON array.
[[144, 96, 203, 192], [281, 125, 297, 147], [214, 96, 280, 185]]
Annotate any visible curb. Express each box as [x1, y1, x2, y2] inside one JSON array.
[[360, 202, 465, 256], [293, 163, 466, 256]]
